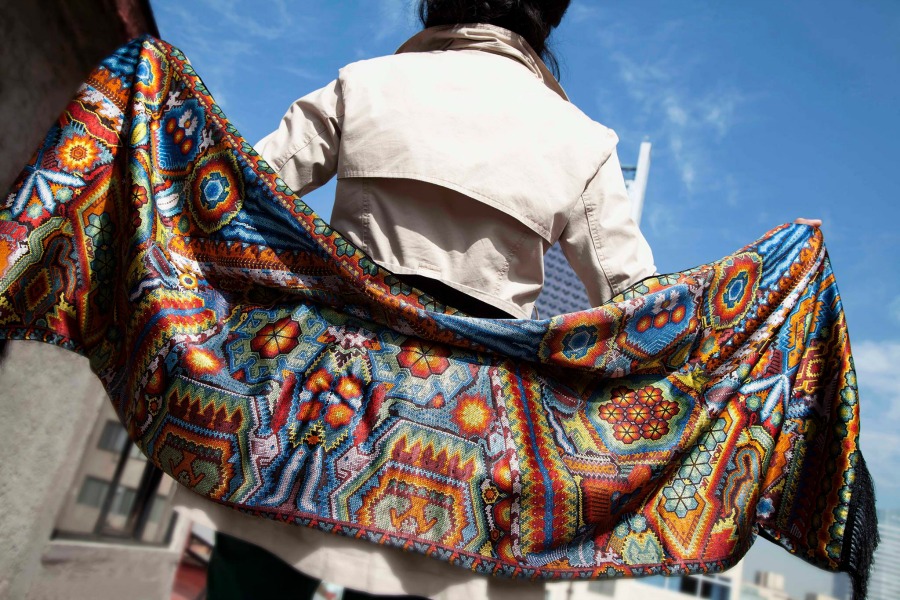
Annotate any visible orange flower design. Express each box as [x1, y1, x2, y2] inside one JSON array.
[[297, 400, 323, 421], [597, 383, 680, 445], [625, 404, 651, 424], [250, 317, 300, 359], [613, 422, 641, 444], [325, 403, 354, 428], [641, 419, 669, 440], [57, 134, 100, 172], [452, 394, 491, 437], [653, 400, 680, 420], [397, 340, 451, 378], [610, 386, 635, 407], [598, 404, 624, 423], [294, 369, 364, 448], [637, 385, 663, 405]]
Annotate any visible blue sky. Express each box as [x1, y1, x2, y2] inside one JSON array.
[[151, 1, 898, 596]]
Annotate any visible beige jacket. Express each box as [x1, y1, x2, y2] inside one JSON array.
[[175, 24, 656, 599], [255, 23, 655, 318]]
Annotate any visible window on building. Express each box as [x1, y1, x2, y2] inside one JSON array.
[[109, 485, 138, 517], [97, 419, 130, 453], [587, 580, 616, 596], [638, 574, 732, 600], [54, 403, 178, 545], [642, 575, 669, 589], [147, 494, 168, 523], [76, 476, 110, 508], [701, 579, 731, 600], [681, 577, 700, 595]]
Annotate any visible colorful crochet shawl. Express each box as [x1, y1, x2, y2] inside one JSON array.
[[0, 38, 877, 597]]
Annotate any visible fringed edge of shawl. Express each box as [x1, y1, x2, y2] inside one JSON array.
[[841, 453, 879, 600]]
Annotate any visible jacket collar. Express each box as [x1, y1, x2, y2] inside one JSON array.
[[395, 23, 569, 101]]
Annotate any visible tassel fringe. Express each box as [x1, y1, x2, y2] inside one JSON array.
[[841, 453, 879, 600]]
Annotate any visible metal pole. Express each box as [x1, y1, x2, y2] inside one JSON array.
[[629, 140, 652, 226]]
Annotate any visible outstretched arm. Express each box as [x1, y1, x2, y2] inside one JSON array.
[[255, 80, 344, 197], [558, 148, 657, 306]]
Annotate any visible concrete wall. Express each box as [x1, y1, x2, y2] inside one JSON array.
[[0, 3, 173, 598], [23, 536, 185, 600], [0, 343, 106, 598], [0, 342, 187, 600], [0, 0, 158, 193]]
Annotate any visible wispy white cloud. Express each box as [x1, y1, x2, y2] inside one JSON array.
[[567, 1, 603, 24], [701, 91, 742, 139], [606, 50, 747, 194], [278, 65, 322, 81], [375, 0, 418, 41], [153, 0, 324, 108], [195, 0, 309, 42], [851, 339, 900, 503], [153, 4, 241, 108], [854, 339, 900, 419], [571, 9, 751, 222]]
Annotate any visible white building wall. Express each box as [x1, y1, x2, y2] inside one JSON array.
[[869, 511, 900, 600], [0, 341, 185, 600], [545, 560, 743, 600]]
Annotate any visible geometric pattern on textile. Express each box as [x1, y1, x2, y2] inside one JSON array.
[[0, 37, 876, 597], [706, 252, 762, 330], [583, 376, 696, 457]]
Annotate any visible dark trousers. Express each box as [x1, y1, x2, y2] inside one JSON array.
[[208, 532, 428, 600]]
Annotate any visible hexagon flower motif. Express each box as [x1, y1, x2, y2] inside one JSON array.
[[249, 316, 301, 359], [626, 404, 652, 424], [85, 212, 114, 246], [663, 478, 699, 518], [678, 449, 713, 483], [610, 386, 636, 407], [598, 404, 625, 423], [397, 339, 452, 379], [701, 417, 729, 448], [596, 382, 683, 446], [653, 400, 680, 420], [613, 422, 642, 444], [640, 419, 669, 441], [637, 385, 663, 406]]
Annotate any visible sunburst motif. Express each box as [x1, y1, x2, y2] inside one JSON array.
[[185, 346, 223, 375], [452, 394, 491, 437], [57, 134, 101, 172]]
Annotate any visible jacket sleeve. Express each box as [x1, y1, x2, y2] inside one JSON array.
[[558, 146, 656, 306], [254, 79, 344, 197]]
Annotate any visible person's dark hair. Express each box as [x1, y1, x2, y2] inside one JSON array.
[[417, 0, 571, 78]]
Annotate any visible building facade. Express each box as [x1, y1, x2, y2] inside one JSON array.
[[544, 569, 744, 600], [866, 510, 900, 600]]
